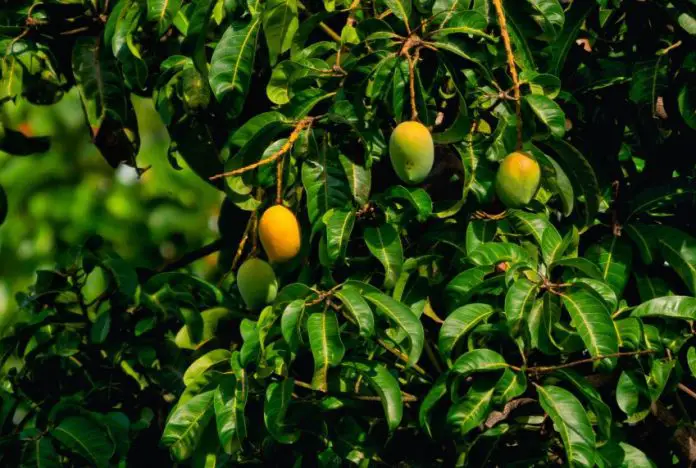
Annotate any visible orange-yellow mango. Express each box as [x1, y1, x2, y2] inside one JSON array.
[[389, 121, 434, 184], [259, 204, 301, 263], [495, 152, 541, 208]]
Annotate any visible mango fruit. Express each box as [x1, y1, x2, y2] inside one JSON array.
[[494, 152, 541, 208], [237, 258, 278, 310], [389, 121, 434, 184], [259, 204, 301, 263]]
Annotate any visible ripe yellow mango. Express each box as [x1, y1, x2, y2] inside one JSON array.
[[258, 204, 301, 263], [495, 152, 541, 208], [237, 258, 278, 310], [389, 121, 434, 184]]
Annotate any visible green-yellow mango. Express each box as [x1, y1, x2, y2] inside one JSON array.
[[389, 121, 434, 184], [237, 258, 278, 310], [495, 151, 541, 208]]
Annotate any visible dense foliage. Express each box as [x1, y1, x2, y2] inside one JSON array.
[[1, 0, 696, 466]]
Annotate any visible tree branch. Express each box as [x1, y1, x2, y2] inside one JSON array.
[[518, 350, 656, 374], [159, 239, 223, 272]]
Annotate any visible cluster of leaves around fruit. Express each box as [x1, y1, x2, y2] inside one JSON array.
[[2, 0, 696, 466]]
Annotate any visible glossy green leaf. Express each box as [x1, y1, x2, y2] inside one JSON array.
[[504, 278, 538, 336], [439, 304, 495, 362], [561, 285, 619, 368], [161, 391, 215, 461], [364, 224, 404, 289], [554, 369, 611, 440], [586, 236, 633, 298], [342, 360, 403, 431], [338, 153, 371, 205], [451, 349, 508, 375], [308, 310, 345, 391], [466, 220, 496, 255], [419, 374, 448, 438], [209, 19, 261, 117], [263, 0, 299, 66], [537, 385, 596, 467], [348, 281, 424, 366], [525, 94, 566, 138], [382, 186, 433, 222], [334, 285, 375, 337], [446, 378, 496, 436], [147, 0, 181, 35], [281, 299, 306, 352], [383, 0, 411, 27], [184, 349, 232, 387], [21, 437, 61, 468], [52, 416, 114, 468], [631, 296, 696, 320], [264, 378, 300, 443], [302, 143, 352, 228], [468, 242, 529, 267], [324, 208, 356, 263]]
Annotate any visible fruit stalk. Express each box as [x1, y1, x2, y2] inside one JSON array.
[[491, 0, 522, 150]]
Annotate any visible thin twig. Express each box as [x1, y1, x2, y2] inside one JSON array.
[[305, 284, 343, 306], [276, 156, 284, 204], [678, 383, 696, 402], [230, 213, 256, 271], [423, 337, 443, 373], [517, 350, 656, 374], [209, 118, 314, 180], [491, 0, 522, 150], [293, 379, 417, 402]]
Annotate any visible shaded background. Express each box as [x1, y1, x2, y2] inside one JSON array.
[[0, 92, 224, 335]]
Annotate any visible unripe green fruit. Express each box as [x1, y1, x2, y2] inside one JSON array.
[[237, 258, 278, 310], [495, 152, 541, 208], [389, 121, 434, 184]]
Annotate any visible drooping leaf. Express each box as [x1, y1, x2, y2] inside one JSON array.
[[308, 310, 345, 391], [561, 285, 619, 368], [446, 377, 496, 436], [524, 94, 566, 138], [554, 369, 612, 440], [20, 437, 61, 468], [536, 385, 596, 467], [364, 224, 404, 289], [383, 0, 411, 27], [52, 417, 115, 468], [147, 0, 182, 35], [419, 374, 448, 438], [342, 360, 403, 431], [323, 208, 356, 263], [183, 349, 232, 387], [264, 378, 300, 443], [504, 278, 538, 336], [466, 220, 496, 255], [451, 348, 508, 375]]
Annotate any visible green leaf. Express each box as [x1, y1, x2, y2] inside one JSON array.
[[419, 374, 448, 438], [147, 0, 181, 35], [214, 376, 246, 454], [626, 182, 696, 221], [451, 349, 508, 375], [439, 304, 495, 362], [364, 224, 404, 289], [466, 220, 496, 255], [446, 377, 496, 436], [445, 266, 492, 308], [569, 278, 618, 311], [528, 0, 564, 38], [348, 281, 424, 366], [264, 378, 300, 443], [551, 258, 603, 280], [431, 11, 491, 39], [631, 296, 696, 320], [184, 349, 232, 387], [263, 0, 299, 66], [508, 210, 561, 264], [342, 360, 403, 431], [161, 391, 215, 461], [334, 285, 375, 337], [383, 0, 411, 27], [494, 368, 527, 404], [598, 441, 657, 468], [338, 153, 371, 205], [324, 209, 356, 263], [554, 369, 612, 440], [468, 242, 529, 267], [21, 437, 61, 468], [504, 278, 538, 336], [90, 310, 111, 344], [308, 310, 345, 391], [281, 299, 306, 351], [182, 0, 217, 77], [524, 94, 566, 138], [615, 317, 643, 350], [561, 285, 619, 368], [302, 143, 352, 228], [536, 385, 596, 467], [534, 148, 574, 216], [528, 295, 557, 354], [543, 140, 600, 228], [382, 186, 433, 222], [616, 371, 650, 421], [209, 18, 261, 118], [586, 236, 633, 298], [52, 416, 115, 468]]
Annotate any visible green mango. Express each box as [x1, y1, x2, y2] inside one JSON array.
[[389, 121, 434, 184], [495, 152, 541, 208], [237, 258, 278, 310]]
